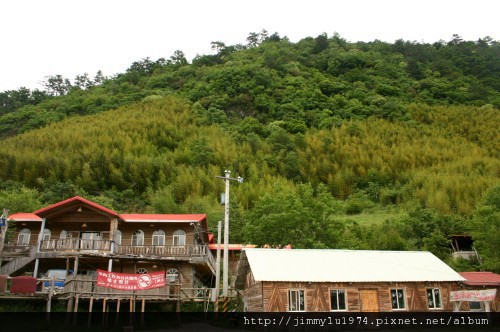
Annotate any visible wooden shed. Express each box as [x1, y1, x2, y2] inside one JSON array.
[[235, 249, 465, 312], [453, 272, 500, 312]]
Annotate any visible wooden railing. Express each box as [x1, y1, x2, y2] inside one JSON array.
[[113, 243, 217, 272], [40, 238, 112, 251], [114, 243, 207, 257], [36, 240, 216, 272], [62, 275, 235, 301]]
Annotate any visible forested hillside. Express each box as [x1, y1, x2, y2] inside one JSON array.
[[0, 32, 498, 271]]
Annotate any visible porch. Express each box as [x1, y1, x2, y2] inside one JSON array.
[[0, 274, 239, 312], [1, 240, 217, 275]]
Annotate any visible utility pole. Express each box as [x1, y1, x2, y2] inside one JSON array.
[[214, 220, 222, 312], [216, 170, 243, 297]]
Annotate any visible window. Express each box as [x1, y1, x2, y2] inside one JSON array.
[[427, 288, 442, 309], [60, 230, 71, 240], [17, 228, 31, 245], [166, 268, 179, 283], [136, 268, 148, 274], [391, 289, 406, 310], [330, 289, 347, 311], [113, 230, 122, 245], [152, 230, 165, 246], [59, 230, 72, 248], [288, 289, 305, 312], [131, 230, 144, 246], [173, 230, 186, 246], [469, 302, 483, 311], [42, 229, 51, 241]]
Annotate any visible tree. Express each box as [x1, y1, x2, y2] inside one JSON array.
[[470, 186, 500, 272], [42, 75, 72, 96], [243, 183, 341, 248], [211, 41, 226, 53], [74, 73, 94, 90], [313, 33, 329, 54], [93, 70, 106, 85], [170, 50, 188, 66], [0, 187, 42, 213], [246, 32, 260, 48], [259, 29, 269, 43]]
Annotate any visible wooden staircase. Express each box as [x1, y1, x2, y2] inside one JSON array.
[[0, 247, 37, 276]]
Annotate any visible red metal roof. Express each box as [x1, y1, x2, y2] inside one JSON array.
[[34, 196, 117, 217], [208, 244, 257, 251], [8, 213, 43, 222], [119, 214, 206, 223], [459, 272, 500, 286]]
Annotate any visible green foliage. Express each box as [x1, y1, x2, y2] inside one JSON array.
[[470, 186, 500, 272], [2, 34, 499, 138], [0, 33, 498, 266], [0, 186, 42, 213], [244, 183, 342, 248]]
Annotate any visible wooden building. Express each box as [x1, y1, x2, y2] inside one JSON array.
[[235, 249, 465, 312], [449, 235, 479, 261], [454, 272, 500, 312], [0, 196, 217, 306]]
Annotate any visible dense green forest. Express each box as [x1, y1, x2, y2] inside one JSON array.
[[0, 32, 498, 272]]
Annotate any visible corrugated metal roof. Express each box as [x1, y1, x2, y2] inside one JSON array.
[[244, 249, 465, 282], [119, 214, 206, 223], [8, 213, 43, 222], [208, 244, 257, 251], [459, 272, 500, 286]]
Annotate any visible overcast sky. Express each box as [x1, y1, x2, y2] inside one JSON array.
[[1, 0, 498, 92]]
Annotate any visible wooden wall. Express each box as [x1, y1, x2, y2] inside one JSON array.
[[11, 208, 199, 247], [117, 222, 196, 247], [242, 271, 263, 312], [453, 285, 500, 312], [243, 276, 459, 312], [11, 207, 112, 246]]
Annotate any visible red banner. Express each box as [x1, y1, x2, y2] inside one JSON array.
[[96, 269, 165, 290]]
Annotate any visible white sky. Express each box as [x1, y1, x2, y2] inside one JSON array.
[[1, 0, 498, 92]]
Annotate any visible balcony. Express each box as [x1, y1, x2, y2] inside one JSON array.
[[35, 238, 216, 273]]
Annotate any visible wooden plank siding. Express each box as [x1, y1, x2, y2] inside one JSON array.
[[243, 271, 457, 312], [116, 222, 197, 247]]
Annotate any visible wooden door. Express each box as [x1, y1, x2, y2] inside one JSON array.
[[360, 289, 380, 312]]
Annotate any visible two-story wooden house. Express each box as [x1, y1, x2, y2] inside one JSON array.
[[0, 196, 216, 305]]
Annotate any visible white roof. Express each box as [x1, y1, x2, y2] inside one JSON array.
[[244, 249, 465, 283]]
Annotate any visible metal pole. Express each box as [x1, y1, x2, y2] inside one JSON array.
[[223, 170, 230, 297], [108, 242, 114, 272], [34, 217, 46, 277], [214, 220, 222, 312]]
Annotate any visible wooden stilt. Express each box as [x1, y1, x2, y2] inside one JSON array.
[[67, 257, 79, 312], [129, 296, 134, 326], [74, 294, 79, 312], [102, 298, 106, 327], [87, 297, 94, 328], [115, 299, 121, 326], [141, 298, 146, 325]]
